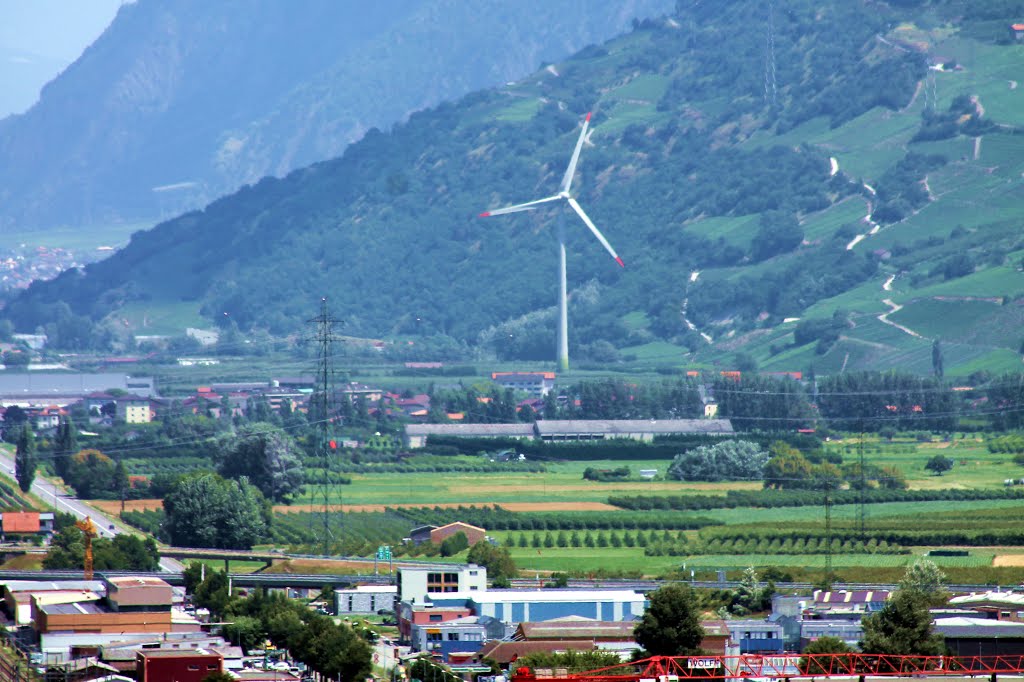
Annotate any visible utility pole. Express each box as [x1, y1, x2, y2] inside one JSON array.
[[824, 480, 833, 589], [858, 423, 866, 538]]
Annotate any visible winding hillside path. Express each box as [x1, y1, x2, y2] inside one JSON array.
[[846, 193, 880, 251], [878, 297, 923, 339], [680, 271, 713, 344]]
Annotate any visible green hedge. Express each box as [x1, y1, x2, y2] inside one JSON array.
[[392, 505, 719, 531], [609, 487, 1024, 511]]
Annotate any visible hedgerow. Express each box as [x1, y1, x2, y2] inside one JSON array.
[[609, 487, 1024, 511], [391, 505, 719, 531]]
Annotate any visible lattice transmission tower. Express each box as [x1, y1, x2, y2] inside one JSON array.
[[308, 298, 341, 556]]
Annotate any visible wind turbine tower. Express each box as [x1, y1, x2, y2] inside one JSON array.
[[480, 113, 623, 372]]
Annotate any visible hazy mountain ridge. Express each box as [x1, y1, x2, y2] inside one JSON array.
[[7, 0, 1024, 376], [0, 0, 671, 230]]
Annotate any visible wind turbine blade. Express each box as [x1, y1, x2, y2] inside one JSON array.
[[568, 196, 624, 267], [559, 112, 591, 196], [479, 194, 562, 217]]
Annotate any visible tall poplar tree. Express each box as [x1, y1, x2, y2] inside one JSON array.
[[15, 424, 37, 493]]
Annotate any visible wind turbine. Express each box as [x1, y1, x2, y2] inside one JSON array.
[[480, 112, 623, 372]]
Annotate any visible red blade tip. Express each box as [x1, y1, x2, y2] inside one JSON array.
[[615, 256, 624, 268], [479, 211, 491, 218], [585, 112, 592, 121]]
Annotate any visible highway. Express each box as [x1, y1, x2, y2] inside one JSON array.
[[0, 449, 184, 573]]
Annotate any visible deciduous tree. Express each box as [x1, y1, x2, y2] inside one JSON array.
[[163, 473, 268, 549], [633, 584, 704, 656], [217, 422, 304, 503], [924, 454, 953, 476], [859, 589, 945, 655]]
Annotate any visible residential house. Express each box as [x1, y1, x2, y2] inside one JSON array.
[[337, 381, 384, 404], [116, 394, 158, 424], [0, 512, 55, 540], [1012, 23, 1024, 40], [385, 392, 432, 419], [491, 372, 556, 397], [31, 406, 65, 431]]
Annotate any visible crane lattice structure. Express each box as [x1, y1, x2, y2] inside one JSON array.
[[308, 298, 340, 557], [513, 654, 1024, 682], [75, 517, 98, 580]]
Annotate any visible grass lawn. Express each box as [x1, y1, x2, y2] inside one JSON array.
[[503, 546, 685, 574], [302, 459, 768, 507]]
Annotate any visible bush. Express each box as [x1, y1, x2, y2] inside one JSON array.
[[668, 440, 768, 482]]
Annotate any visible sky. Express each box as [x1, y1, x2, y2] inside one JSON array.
[[0, 0, 126, 118]]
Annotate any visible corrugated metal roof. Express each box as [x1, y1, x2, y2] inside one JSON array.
[[536, 419, 733, 435], [31, 591, 101, 606], [518, 618, 636, 640], [934, 617, 1024, 638], [39, 601, 105, 615], [950, 591, 1024, 607], [478, 640, 595, 664], [462, 588, 645, 604], [406, 423, 534, 436]]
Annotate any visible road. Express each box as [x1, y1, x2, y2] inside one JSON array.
[[0, 449, 184, 573]]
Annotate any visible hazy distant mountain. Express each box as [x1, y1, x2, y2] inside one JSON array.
[[0, 0, 671, 230], [10, 0, 1024, 377], [0, 0, 123, 117]]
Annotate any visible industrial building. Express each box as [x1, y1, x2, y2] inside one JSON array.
[[405, 418, 733, 448]]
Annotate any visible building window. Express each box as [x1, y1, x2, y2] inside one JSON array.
[[427, 632, 442, 642], [429, 614, 443, 622], [427, 571, 460, 593], [208, 664, 217, 670], [448, 633, 460, 641], [188, 665, 200, 671]]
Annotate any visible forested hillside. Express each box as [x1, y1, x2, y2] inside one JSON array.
[[7, 0, 1024, 376], [0, 0, 670, 230]]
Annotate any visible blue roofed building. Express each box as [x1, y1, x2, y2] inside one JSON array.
[[429, 588, 646, 624]]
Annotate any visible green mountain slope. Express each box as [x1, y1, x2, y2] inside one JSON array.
[[0, 0, 671, 230], [7, 0, 1024, 375]]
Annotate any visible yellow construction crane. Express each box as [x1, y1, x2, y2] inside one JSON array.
[[74, 517, 98, 580]]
